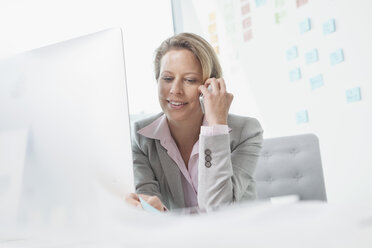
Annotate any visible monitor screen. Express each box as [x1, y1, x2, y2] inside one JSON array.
[[0, 28, 134, 227]]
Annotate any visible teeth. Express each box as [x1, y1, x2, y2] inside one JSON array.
[[170, 101, 186, 106]]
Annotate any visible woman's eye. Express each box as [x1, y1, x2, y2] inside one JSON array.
[[162, 77, 173, 81], [185, 79, 197, 83]]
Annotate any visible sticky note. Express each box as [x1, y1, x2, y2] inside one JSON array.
[[346, 87, 362, 103], [243, 29, 253, 42], [139, 196, 162, 214], [209, 12, 216, 22], [296, 110, 309, 124], [289, 68, 301, 81], [330, 49, 344, 65], [305, 49, 319, 64], [299, 18, 311, 34], [286, 46, 298, 61], [241, 3, 250, 15], [310, 74, 324, 90], [296, 0, 308, 8], [255, 0, 267, 7], [275, 11, 287, 24], [208, 23, 217, 34], [210, 34, 218, 43], [323, 19, 336, 35], [242, 16, 252, 29]]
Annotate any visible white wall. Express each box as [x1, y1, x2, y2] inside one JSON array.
[[174, 0, 372, 203], [0, 0, 173, 116]]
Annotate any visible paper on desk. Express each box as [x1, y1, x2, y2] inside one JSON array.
[[270, 194, 299, 205]]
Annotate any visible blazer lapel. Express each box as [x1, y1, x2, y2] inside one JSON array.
[[155, 141, 185, 207]]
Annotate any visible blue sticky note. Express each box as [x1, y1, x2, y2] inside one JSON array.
[[323, 18, 336, 35], [139, 196, 162, 214], [296, 110, 309, 124], [346, 87, 362, 103], [299, 18, 311, 34], [289, 68, 301, 82], [310, 74, 324, 90], [330, 49, 344, 65], [286, 46, 298, 61], [305, 49, 319, 64], [255, 0, 267, 7]]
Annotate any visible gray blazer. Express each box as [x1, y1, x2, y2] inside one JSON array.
[[131, 113, 263, 210]]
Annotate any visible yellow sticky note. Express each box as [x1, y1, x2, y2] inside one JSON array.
[[208, 23, 217, 34], [210, 34, 218, 44], [209, 12, 216, 22]]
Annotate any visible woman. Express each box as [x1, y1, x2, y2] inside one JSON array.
[[126, 33, 263, 211]]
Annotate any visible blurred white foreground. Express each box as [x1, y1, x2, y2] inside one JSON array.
[[0, 27, 134, 233], [1, 197, 372, 248]]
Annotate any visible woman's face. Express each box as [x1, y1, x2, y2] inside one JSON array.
[[158, 49, 204, 124]]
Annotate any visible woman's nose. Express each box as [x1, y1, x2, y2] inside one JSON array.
[[170, 80, 183, 95]]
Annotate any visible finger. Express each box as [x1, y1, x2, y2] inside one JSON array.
[[125, 197, 141, 208], [139, 195, 164, 211], [125, 195, 139, 205], [149, 195, 160, 201], [147, 196, 164, 212], [138, 194, 156, 202], [217, 78, 226, 92], [138, 194, 149, 200], [147, 197, 159, 206], [140, 194, 156, 204], [127, 193, 139, 201], [210, 79, 220, 93], [204, 77, 215, 88], [198, 84, 210, 96], [228, 93, 234, 103], [204, 77, 219, 91]]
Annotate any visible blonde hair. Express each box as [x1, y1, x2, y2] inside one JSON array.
[[154, 33, 223, 81]]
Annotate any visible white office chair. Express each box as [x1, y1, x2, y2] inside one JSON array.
[[255, 134, 327, 201]]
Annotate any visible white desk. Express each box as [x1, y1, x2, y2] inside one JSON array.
[[1, 201, 371, 248]]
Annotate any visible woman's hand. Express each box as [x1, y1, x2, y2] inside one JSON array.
[[125, 193, 165, 212], [198, 78, 233, 126]]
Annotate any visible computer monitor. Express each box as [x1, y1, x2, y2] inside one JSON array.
[[0, 28, 134, 227]]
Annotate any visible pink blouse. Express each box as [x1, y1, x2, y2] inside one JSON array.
[[137, 114, 228, 208]]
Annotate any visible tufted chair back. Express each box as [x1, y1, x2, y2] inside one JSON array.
[[255, 134, 327, 201]]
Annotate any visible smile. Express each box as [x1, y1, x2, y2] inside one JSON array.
[[167, 100, 188, 109], [168, 100, 187, 106]]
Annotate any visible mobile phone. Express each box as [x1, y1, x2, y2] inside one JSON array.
[[138, 196, 161, 214], [199, 85, 212, 114]]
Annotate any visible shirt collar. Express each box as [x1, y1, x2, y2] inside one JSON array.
[[137, 114, 171, 141]]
